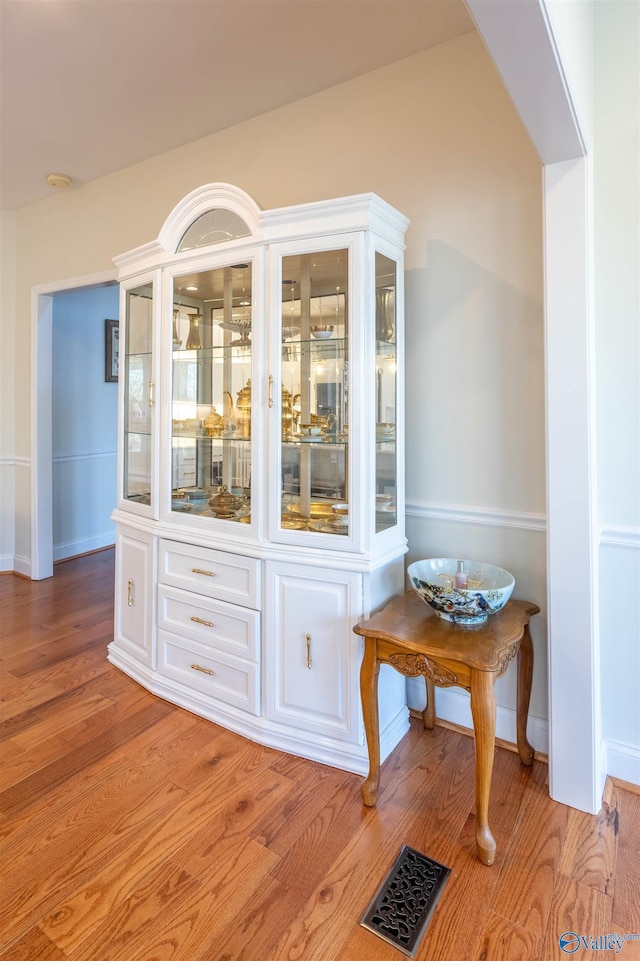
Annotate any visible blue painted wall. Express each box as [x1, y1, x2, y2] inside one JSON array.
[[52, 284, 119, 560]]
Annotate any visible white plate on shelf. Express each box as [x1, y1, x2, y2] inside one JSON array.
[[294, 434, 327, 443], [309, 519, 349, 535], [286, 502, 335, 518], [182, 488, 211, 501]]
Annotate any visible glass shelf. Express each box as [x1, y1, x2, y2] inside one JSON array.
[[171, 261, 253, 517], [172, 344, 254, 358], [171, 431, 253, 441], [279, 248, 350, 536], [123, 283, 154, 505]]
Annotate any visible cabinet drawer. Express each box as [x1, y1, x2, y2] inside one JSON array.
[[158, 539, 260, 609], [158, 630, 259, 715], [158, 585, 260, 660]]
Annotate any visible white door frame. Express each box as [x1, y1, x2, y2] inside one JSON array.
[[466, 0, 603, 813], [31, 270, 117, 581]]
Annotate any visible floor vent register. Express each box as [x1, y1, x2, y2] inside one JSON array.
[[359, 844, 451, 957]]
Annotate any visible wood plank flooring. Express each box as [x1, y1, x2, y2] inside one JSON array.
[[1, 549, 639, 961]]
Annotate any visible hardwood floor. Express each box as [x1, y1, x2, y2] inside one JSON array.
[[1, 549, 638, 961]]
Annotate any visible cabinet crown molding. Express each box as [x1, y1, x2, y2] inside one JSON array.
[[113, 185, 411, 278]]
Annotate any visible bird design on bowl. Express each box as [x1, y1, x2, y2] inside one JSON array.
[[407, 558, 515, 624]]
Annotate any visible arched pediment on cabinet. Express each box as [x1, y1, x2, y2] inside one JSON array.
[[158, 183, 263, 254]]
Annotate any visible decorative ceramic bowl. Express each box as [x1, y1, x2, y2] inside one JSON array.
[[299, 424, 323, 436], [407, 558, 515, 624], [310, 325, 334, 339]]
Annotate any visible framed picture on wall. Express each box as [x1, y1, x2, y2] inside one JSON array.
[[105, 318, 119, 382]]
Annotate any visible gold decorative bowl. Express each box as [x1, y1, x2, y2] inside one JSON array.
[[310, 325, 334, 340], [208, 485, 244, 517], [299, 424, 323, 436]]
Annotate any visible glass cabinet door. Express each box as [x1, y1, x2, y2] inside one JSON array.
[[279, 249, 349, 536], [123, 282, 154, 506], [375, 251, 398, 531], [171, 263, 253, 523]]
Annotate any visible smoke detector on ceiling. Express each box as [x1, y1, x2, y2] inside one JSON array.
[[46, 173, 72, 189]]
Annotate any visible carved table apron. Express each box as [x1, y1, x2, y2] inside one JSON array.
[[354, 592, 540, 865]]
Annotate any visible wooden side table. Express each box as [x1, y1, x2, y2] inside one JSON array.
[[354, 592, 540, 866]]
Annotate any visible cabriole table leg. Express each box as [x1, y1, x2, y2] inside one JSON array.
[[423, 678, 436, 730], [517, 624, 535, 766], [470, 669, 497, 866], [360, 638, 381, 806]]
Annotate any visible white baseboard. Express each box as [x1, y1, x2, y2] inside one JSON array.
[[12, 553, 31, 577], [604, 737, 640, 787], [407, 679, 640, 788], [406, 676, 549, 756], [53, 531, 116, 562]]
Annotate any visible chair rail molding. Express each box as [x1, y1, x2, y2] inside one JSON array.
[[406, 500, 546, 534], [53, 448, 117, 464], [600, 525, 640, 551]]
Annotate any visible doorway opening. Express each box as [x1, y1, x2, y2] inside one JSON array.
[[32, 271, 117, 579]]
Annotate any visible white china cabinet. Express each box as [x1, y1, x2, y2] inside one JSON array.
[[109, 183, 410, 773]]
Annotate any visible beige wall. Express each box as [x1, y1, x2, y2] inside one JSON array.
[[6, 32, 546, 730], [13, 30, 544, 492]]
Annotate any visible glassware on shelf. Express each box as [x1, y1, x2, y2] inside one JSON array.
[[282, 387, 299, 438], [186, 313, 203, 349], [375, 288, 395, 342], [172, 308, 182, 347], [171, 263, 254, 518], [279, 249, 349, 536], [235, 380, 252, 438], [123, 282, 154, 504], [375, 254, 397, 532]]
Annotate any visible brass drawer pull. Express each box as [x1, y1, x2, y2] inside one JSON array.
[[191, 568, 215, 577], [190, 663, 214, 676], [127, 579, 134, 607], [306, 633, 312, 670], [190, 616, 214, 628]]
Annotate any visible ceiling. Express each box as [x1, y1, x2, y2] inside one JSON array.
[[0, 0, 475, 211]]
